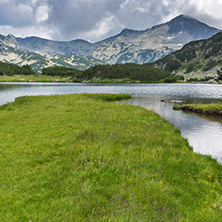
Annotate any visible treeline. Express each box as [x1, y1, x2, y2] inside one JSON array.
[[42, 66, 83, 76], [0, 61, 173, 83], [78, 63, 170, 82], [0, 62, 35, 75]]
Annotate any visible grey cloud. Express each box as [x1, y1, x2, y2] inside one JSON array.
[[46, 0, 125, 41], [0, 0, 221, 42], [0, 0, 50, 27], [45, 0, 169, 41], [0, 2, 34, 27]]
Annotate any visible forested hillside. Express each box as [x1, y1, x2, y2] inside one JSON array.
[[42, 66, 83, 76], [78, 63, 170, 82], [0, 62, 34, 75], [148, 31, 222, 80]]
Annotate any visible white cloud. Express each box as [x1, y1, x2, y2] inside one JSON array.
[[120, 0, 130, 10], [0, 25, 53, 39], [162, 0, 170, 7], [17, 3, 33, 15], [159, 0, 222, 29], [120, 0, 152, 14], [35, 5, 50, 23], [187, 0, 222, 18], [31, 0, 38, 6]]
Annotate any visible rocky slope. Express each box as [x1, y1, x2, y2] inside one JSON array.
[[0, 15, 220, 73], [0, 35, 102, 73], [91, 15, 219, 64]]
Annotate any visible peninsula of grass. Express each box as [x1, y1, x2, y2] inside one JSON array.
[[1, 94, 222, 221], [174, 103, 222, 116]]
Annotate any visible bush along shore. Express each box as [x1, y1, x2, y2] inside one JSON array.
[[174, 103, 222, 116], [1, 94, 222, 221]]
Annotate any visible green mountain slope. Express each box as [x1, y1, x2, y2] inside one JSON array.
[[149, 31, 222, 80]]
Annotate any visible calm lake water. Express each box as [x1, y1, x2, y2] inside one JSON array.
[[1, 82, 222, 164]]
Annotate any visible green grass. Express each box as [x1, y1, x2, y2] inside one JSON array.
[[174, 103, 222, 116], [101, 94, 131, 101], [0, 74, 72, 82], [1, 94, 222, 221]]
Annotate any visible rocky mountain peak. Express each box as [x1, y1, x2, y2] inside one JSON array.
[[116, 28, 144, 41], [166, 14, 219, 39], [7, 34, 15, 38], [1, 34, 19, 47], [119, 28, 140, 35], [6, 34, 17, 43]]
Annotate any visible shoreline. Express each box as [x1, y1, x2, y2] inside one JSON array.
[[1, 74, 221, 84], [0, 79, 221, 84], [174, 103, 222, 116]]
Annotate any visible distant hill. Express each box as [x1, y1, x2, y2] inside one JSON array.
[[0, 15, 220, 73], [148, 31, 222, 80]]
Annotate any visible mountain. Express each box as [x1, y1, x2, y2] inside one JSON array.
[[14, 15, 220, 63], [149, 31, 222, 80], [16, 37, 95, 57], [0, 34, 102, 73], [0, 15, 220, 73], [91, 15, 219, 64]]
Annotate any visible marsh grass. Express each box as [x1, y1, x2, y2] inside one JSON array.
[[174, 103, 222, 116], [1, 94, 222, 221]]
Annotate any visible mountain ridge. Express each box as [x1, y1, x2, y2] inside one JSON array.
[[0, 14, 220, 73], [90, 15, 219, 64]]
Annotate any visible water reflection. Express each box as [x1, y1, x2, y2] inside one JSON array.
[[122, 96, 222, 165]]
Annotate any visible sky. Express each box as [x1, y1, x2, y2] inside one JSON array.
[[0, 0, 222, 43]]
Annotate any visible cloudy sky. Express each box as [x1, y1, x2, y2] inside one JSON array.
[[0, 0, 222, 42]]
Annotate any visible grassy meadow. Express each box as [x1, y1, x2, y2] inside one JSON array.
[[1, 94, 222, 221], [0, 74, 71, 82]]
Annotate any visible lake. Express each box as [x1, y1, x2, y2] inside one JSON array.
[[1, 82, 222, 164]]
